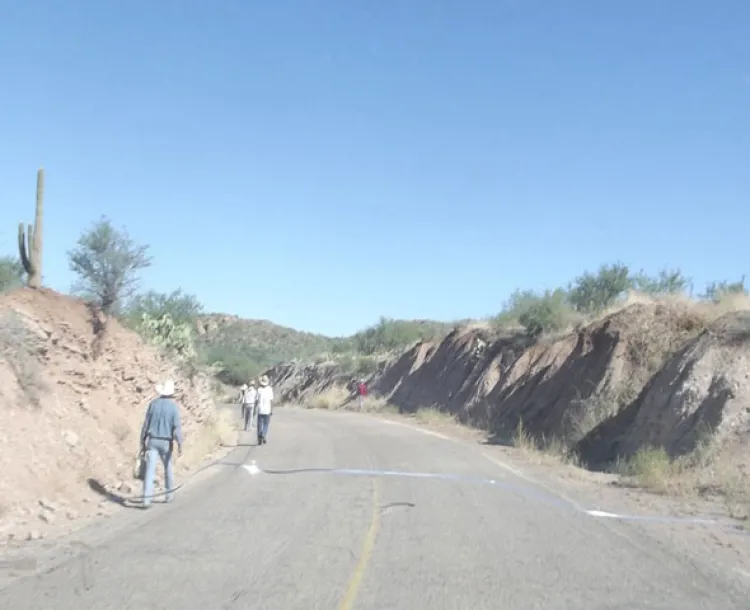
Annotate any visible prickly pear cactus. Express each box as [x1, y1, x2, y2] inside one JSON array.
[[139, 313, 196, 360]]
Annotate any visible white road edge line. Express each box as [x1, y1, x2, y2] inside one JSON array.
[[374, 415, 720, 524]]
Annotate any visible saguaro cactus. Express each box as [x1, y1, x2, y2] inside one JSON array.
[[18, 168, 44, 289]]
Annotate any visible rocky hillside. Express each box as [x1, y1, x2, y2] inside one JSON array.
[[266, 298, 750, 470], [0, 288, 233, 544], [194, 313, 457, 384]]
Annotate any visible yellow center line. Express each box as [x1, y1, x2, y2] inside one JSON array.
[[338, 479, 381, 610]]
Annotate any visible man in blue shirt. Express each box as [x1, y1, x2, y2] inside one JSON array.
[[139, 379, 184, 508]]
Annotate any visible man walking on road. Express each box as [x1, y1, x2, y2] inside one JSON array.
[[256, 375, 274, 445], [241, 381, 258, 432], [139, 379, 183, 509]]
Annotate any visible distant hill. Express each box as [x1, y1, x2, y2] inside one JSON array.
[[194, 313, 459, 385]]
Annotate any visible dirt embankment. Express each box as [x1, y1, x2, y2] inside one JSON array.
[[0, 288, 233, 544], [267, 300, 750, 469]]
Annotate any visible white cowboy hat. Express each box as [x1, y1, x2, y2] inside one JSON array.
[[259, 375, 269, 387], [156, 379, 175, 397]]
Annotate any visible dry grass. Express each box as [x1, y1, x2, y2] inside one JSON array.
[[359, 395, 390, 412], [181, 407, 237, 468], [307, 387, 350, 410], [612, 441, 750, 523], [597, 290, 750, 331], [616, 447, 679, 494], [511, 420, 580, 466], [493, 290, 750, 347], [414, 406, 457, 426]]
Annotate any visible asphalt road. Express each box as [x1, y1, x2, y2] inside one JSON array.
[[0, 407, 746, 610]]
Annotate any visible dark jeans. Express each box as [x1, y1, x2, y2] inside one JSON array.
[[257, 413, 271, 441]]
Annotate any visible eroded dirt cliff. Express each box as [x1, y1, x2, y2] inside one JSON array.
[[0, 288, 233, 543], [267, 300, 750, 468]]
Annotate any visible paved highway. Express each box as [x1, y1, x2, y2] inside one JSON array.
[[0, 407, 746, 609]]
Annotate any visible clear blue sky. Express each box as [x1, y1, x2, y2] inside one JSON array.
[[1, 1, 748, 336]]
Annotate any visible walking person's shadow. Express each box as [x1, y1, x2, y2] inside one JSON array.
[[87, 479, 146, 509]]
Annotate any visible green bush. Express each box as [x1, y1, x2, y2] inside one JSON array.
[[701, 276, 747, 302], [568, 262, 632, 313], [631, 268, 690, 295], [353, 317, 450, 355], [518, 289, 571, 338], [123, 289, 203, 328], [137, 312, 196, 360], [199, 341, 271, 386], [0, 256, 24, 293], [355, 355, 378, 375]]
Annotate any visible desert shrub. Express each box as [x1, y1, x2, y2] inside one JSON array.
[[123, 289, 203, 328], [68, 216, 152, 314], [308, 387, 350, 410], [200, 341, 269, 385], [492, 289, 541, 328], [353, 317, 450, 355], [568, 262, 632, 313], [493, 288, 575, 336], [0, 256, 24, 293], [355, 355, 378, 375], [518, 289, 572, 338], [616, 447, 677, 493], [701, 276, 747, 302], [631, 268, 690, 295], [138, 312, 196, 360]]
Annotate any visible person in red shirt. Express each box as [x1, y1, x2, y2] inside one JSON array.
[[357, 379, 367, 410]]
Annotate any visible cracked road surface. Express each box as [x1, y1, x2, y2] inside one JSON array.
[[0, 407, 747, 609]]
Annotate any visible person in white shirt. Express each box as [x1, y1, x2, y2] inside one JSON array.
[[256, 375, 274, 445], [241, 382, 258, 431]]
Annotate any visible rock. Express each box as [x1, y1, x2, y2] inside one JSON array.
[[38, 512, 54, 524], [26, 530, 42, 541], [38, 499, 57, 512], [65, 509, 78, 520], [62, 430, 79, 447]]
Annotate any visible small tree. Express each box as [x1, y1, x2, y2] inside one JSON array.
[[67, 216, 152, 314], [0, 256, 24, 292], [518, 289, 572, 338], [124, 289, 203, 327], [631, 268, 690, 295], [568, 262, 631, 313], [701, 276, 747, 302]]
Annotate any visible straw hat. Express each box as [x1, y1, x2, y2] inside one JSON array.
[[259, 375, 269, 387], [156, 379, 176, 397]]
